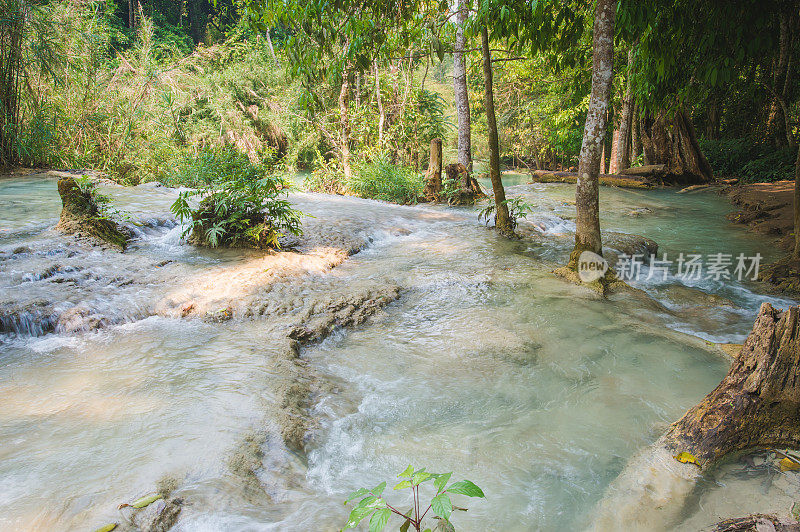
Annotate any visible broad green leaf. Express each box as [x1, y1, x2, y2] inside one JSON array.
[[445, 480, 485, 498], [398, 465, 414, 478], [345, 487, 369, 504], [394, 480, 413, 490], [368, 507, 391, 532], [372, 481, 387, 497], [434, 473, 452, 494], [431, 493, 452, 520], [412, 471, 433, 486], [345, 505, 375, 529], [355, 496, 378, 510]]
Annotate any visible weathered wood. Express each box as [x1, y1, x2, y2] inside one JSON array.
[[619, 164, 666, 177], [56, 177, 131, 250], [423, 138, 442, 201], [663, 302, 800, 465]]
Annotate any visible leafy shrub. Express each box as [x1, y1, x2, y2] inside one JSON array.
[[170, 147, 302, 249], [343, 465, 485, 532], [304, 156, 344, 194], [349, 158, 425, 204], [479, 196, 534, 232], [700, 138, 795, 183]]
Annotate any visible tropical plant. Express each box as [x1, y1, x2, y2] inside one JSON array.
[[478, 196, 534, 232], [170, 148, 302, 249], [343, 466, 485, 532]]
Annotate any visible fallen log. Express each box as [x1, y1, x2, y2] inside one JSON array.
[[619, 164, 667, 177], [591, 302, 800, 530]]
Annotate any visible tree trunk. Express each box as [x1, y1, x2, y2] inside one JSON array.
[[631, 104, 641, 163], [481, 25, 512, 236], [608, 128, 620, 174], [374, 63, 385, 147], [617, 51, 635, 170], [188, 0, 206, 45], [128, 0, 135, 28], [795, 142, 800, 258], [663, 302, 800, 465], [453, 0, 472, 172], [570, 0, 616, 263], [339, 69, 353, 181], [424, 138, 443, 201], [265, 29, 279, 66], [640, 109, 713, 184]]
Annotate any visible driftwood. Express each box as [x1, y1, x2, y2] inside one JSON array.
[[423, 137, 443, 201], [619, 164, 666, 177], [663, 302, 800, 465], [591, 303, 800, 530], [56, 177, 131, 250]]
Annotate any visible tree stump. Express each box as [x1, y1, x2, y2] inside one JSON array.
[[663, 302, 800, 465], [423, 138, 443, 201], [56, 177, 131, 250], [445, 162, 485, 205]]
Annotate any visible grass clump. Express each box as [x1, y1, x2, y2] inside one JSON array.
[[306, 156, 424, 205]]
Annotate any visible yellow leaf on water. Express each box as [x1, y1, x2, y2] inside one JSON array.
[[92, 524, 117, 532], [780, 458, 800, 472], [674, 451, 701, 467]]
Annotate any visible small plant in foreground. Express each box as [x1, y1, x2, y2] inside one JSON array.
[[343, 466, 484, 532], [478, 196, 534, 232]]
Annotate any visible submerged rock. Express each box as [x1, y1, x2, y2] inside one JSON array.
[[56, 177, 131, 250], [603, 231, 659, 261]]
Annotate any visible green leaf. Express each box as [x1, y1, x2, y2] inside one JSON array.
[[372, 481, 386, 497], [412, 471, 433, 486], [345, 505, 375, 529], [345, 488, 369, 504], [434, 473, 451, 494], [394, 480, 413, 490], [400, 519, 411, 532], [431, 493, 452, 520], [368, 508, 391, 532], [445, 480, 485, 498], [129, 493, 162, 509], [399, 465, 414, 478]]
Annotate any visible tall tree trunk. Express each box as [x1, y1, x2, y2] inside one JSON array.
[[265, 29, 279, 66], [339, 69, 353, 181], [608, 128, 620, 173], [795, 142, 800, 258], [570, 0, 616, 263], [481, 25, 512, 236], [188, 0, 206, 45], [453, 0, 472, 172], [374, 63, 385, 147], [616, 49, 635, 170], [129, 0, 135, 28], [631, 104, 641, 163]]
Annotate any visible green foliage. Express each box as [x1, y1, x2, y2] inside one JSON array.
[[170, 147, 302, 249], [349, 158, 425, 204], [305, 155, 424, 204], [344, 466, 484, 532], [699, 138, 796, 183], [479, 196, 534, 231]]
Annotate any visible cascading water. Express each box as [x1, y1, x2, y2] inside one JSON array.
[[0, 171, 797, 531]]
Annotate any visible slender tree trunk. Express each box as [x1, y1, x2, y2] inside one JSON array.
[[374, 63, 385, 147], [481, 25, 512, 236], [631, 103, 641, 163], [608, 128, 620, 173], [453, 0, 472, 172], [795, 142, 800, 258], [265, 29, 279, 66], [570, 0, 616, 263], [339, 69, 353, 181], [617, 50, 635, 170], [129, 0, 135, 28]]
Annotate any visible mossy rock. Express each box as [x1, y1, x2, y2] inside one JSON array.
[[56, 177, 131, 251]]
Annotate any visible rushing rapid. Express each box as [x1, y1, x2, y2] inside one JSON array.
[[0, 171, 796, 531]]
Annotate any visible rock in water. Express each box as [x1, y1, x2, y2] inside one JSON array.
[[56, 177, 131, 250]]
